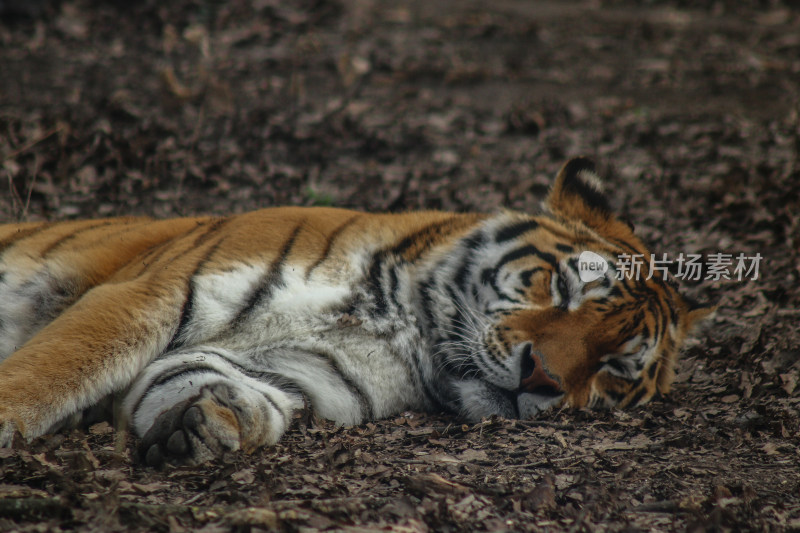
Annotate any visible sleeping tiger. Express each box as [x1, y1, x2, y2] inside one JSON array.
[[0, 158, 711, 465]]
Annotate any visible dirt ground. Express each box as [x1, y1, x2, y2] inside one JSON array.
[[1, 0, 799, 531]]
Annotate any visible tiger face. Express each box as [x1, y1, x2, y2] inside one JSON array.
[[430, 158, 713, 421]]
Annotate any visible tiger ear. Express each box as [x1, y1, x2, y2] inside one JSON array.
[[546, 157, 613, 228]]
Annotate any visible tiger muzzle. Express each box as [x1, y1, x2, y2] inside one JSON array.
[[519, 344, 564, 397]]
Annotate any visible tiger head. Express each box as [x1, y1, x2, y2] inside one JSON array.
[[445, 157, 714, 420]]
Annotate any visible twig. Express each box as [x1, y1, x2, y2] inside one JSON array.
[[515, 420, 575, 430], [22, 154, 40, 219], [120, 501, 218, 515], [5, 169, 24, 216], [2, 125, 63, 220], [0, 497, 68, 519], [628, 500, 681, 514], [318, 72, 369, 124], [2, 125, 64, 163], [269, 495, 393, 509], [567, 507, 589, 533]]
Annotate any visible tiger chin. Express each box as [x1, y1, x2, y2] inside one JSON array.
[[0, 158, 712, 466]]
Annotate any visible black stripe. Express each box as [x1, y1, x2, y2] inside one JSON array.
[[520, 268, 543, 287], [647, 299, 662, 342], [417, 276, 437, 333], [453, 231, 486, 294], [166, 236, 227, 351], [437, 343, 482, 380], [135, 239, 178, 275], [131, 366, 226, 419], [497, 245, 557, 272], [559, 157, 610, 213], [603, 358, 628, 376], [479, 264, 521, 304], [387, 264, 401, 309], [136, 220, 216, 277], [647, 362, 659, 379], [557, 273, 570, 310], [409, 346, 445, 410], [556, 243, 574, 253], [167, 220, 231, 346], [495, 219, 538, 243], [0, 222, 53, 256], [444, 285, 469, 342], [608, 237, 642, 256], [192, 218, 228, 248], [152, 365, 222, 388], [367, 253, 389, 316], [567, 257, 579, 274], [481, 267, 525, 302], [618, 321, 639, 341], [626, 387, 648, 407], [484, 343, 504, 367], [313, 349, 374, 420], [655, 286, 673, 335], [305, 215, 359, 280], [604, 388, 626, 403], [40, 221, 120, 257], [234, 223, 303, 326], [669, 301, 679, 325], [256, 388, 288, 425], [201, 347, 305, 398], [480, 268, 494, 287], [371, 218, 477, 316], [198, 362, 295, 427], [139, 349, 307, 426], [391, 219, 461, 261]]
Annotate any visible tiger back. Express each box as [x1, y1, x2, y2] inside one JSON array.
[[0, 158, 712, 465]]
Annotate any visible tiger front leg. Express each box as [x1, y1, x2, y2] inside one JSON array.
[[0, 281, 183, 448], [125, 347, 302, 466]]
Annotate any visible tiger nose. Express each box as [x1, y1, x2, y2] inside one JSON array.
[[519, 344, 564, 396]]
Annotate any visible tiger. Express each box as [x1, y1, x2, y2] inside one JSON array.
[[0, 158, 712, 465]]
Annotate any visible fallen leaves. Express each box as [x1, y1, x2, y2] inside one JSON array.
[[1, 0, 800, 531]]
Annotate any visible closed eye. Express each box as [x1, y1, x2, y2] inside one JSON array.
[[601, 357, 629, 376], [599, 355, 642, 381]]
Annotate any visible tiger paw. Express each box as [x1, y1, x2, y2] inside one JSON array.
[[140, 383, 246, 466], [139, 382, 282, 466]]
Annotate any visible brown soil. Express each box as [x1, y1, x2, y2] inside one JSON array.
[[1, 0, 799, 531]]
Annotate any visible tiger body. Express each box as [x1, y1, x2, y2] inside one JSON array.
[[0, 159, 711, 464]]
